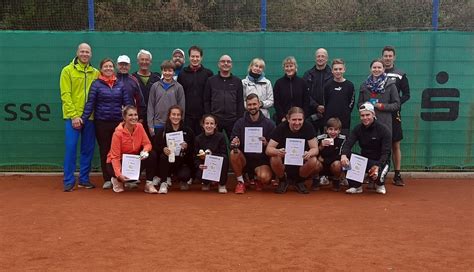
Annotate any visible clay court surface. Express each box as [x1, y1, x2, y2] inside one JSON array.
[[0, 175, 472, 271]]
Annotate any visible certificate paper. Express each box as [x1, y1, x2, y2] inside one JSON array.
[[284, 138, 305, 166], [202, 155, 224, 182], [244, 127, 263, 153], [166, 131, 184, 156], [345, 154, 368, 183], [121, 154, 141, 180]]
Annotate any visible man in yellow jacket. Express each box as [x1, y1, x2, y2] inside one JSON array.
[[60, 43, 99, 192]]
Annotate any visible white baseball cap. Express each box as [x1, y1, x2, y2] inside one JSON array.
[[359, 102, 375, 115], [117, 55, 131, 64]]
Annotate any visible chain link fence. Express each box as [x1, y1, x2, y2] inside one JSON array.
[[1, 0, 472, 32]]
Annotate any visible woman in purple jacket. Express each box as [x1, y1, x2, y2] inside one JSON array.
[[82, 58, 133, 189]]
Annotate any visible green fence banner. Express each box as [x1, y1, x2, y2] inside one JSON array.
[[0, 31, 473, 171]]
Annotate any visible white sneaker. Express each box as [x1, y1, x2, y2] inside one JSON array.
[[187, 178, 193, 185], [376, 184, 386, 195], [152, 176, 161, 186], [102, 180, 112, 189], [111, 177, 124, 193], [320, 176, 330, 186], [166, 177, 172, 186], [345, 187, 363, 194], [144, 181, 158, 194], [218, 185, 227, 194], [158, 182, 169, 194]]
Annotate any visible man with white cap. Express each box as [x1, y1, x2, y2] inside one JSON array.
[[116, 55, 146, 123], [340, 102, 391, 194], [171, 48, 185, 80]]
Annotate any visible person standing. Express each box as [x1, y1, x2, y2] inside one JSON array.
[[81, 58, 133, 189], [382, 46, 411, 186], [132, 49, 161, 138], [171, 48, 185, 80], [177, 45, 213, 135], [303, 48, 333, 134], [241, 58, 274, 119], [273, 56, 309, 125], [204, 54, 244, 138], [323, 59, 355, 137], [59, 43, 99, 192], [116, 55, 146, 122]]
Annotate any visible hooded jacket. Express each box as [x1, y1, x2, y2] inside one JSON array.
[[59, 57, 99, 119], [106, 122, 152, 178], [242, 75, 274, 119]]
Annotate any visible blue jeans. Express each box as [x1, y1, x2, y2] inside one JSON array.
[[63, 119, 95, 186]]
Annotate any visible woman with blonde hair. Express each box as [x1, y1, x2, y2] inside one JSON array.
[[242, 58, 274, 119]]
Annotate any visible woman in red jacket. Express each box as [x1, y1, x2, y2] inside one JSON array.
[[106, 105, 158, 193]]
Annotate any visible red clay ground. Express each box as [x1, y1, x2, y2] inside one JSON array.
[[0, 175, 472, 271]]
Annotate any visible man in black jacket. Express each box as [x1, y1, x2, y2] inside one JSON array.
[[303, 48, 333, 134], [177, 45, 213, 135], [116, 55, 146, 122], [204, 54, 244, 139], [341, 103, 391, 195]]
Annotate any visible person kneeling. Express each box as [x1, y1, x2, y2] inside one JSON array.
[[266, 107, 321, 194], [316, 118, 346, 192], [341, 103, 391, 195], [194, 114, 229, 194], [155, 105, 195, 194], [230, 93, 275, 194], [106, 106, 158, 193]]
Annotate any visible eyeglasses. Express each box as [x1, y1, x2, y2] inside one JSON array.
[[219, 60, 232, 64]]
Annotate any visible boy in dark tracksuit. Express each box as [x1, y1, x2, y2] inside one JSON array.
[[316, 118, 346, 191]]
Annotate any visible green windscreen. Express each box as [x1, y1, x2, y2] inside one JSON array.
[[0, 31, 472, 171]]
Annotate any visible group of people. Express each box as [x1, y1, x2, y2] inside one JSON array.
[[60, 43, 410, 195]]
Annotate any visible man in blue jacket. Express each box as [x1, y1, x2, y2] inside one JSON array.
[[117, 55, 146, 122]]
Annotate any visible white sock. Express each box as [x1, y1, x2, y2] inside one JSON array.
[[237, 176, 244, 183]]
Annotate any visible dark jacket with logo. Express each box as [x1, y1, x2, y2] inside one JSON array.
[[341, 120, 391, 166]]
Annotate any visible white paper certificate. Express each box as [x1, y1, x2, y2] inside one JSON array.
[[121, 154, 141, 180], [244, 127, 263, 153], [346, 154, 368, 183], [166, 131, 184, 156], [284, 138, 305, 166], [202, 155, 224, 182]]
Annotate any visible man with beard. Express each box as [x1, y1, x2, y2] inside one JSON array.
[[171, 48, 185, 80], [229, 93, 275, 194]]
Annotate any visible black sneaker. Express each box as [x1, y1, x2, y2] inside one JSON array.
[[275, 176, 289, 194], [311, 177, 320, 191], [78, 181, 96, 189], [393, 175, 405, 186], [294, 181, 309, 194]]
